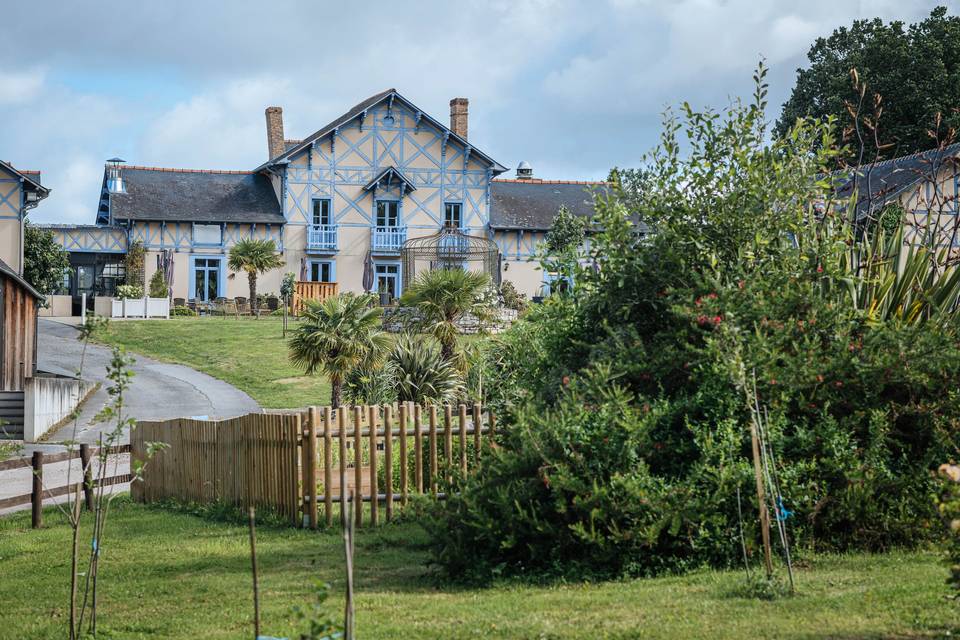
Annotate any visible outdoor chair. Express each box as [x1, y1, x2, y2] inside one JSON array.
[[235, 296, 251, 316], [173, 297, 186, 308]]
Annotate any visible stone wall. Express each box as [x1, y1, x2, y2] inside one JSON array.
[[382, 306, 518, 334]]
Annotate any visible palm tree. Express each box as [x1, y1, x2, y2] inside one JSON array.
[[227, 239, 284, 314], [288, 293, 390, 407], [399, 268, 492, 363]]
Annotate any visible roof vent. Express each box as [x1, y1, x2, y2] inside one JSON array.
[[106, 157, 126, 194], [516, 161, 533, 180]]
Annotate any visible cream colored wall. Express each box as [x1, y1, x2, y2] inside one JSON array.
[[0, 218, 21, 272], [0, 165, 23, 271], [37, 295, 72, 317], [501, 259, 545, 298], [280, 100, 497, 295], [896, 166, 960, 248]]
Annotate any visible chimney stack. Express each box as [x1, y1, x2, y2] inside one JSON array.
[[450, 98, 468, 139], [265, 106, 285, 159]]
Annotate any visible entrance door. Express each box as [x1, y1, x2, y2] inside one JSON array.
[[374, 263, 400, 299], [192, 258, 221, 301]]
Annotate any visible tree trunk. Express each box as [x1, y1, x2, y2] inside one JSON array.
[[248, 271, 258, 317], [331, 376, 343, 409]]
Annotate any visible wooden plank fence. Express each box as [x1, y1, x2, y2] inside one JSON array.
[[132, 403, 495, 528], [0, 443, 132, 528], [292, 281, 339, 316]]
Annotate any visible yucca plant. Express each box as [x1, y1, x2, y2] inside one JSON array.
[[839, 216, 960, 327], [390, 334, 463, 404]]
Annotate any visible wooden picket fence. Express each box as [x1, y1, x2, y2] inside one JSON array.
[[131, 403, 495, 528]]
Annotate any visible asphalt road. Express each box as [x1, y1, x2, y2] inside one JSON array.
[[0, 319, 261, 515]]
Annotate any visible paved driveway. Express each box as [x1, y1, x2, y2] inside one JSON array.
[[0, 319, 261, 515]]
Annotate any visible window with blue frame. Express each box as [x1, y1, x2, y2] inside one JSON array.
[[312, 198, 331, 226], [374, 262, 401, 298], [444, 202, 462, 228], [191, 257, 222, 301], [309, 260, 335, 283], [376, 200, 399, 227]]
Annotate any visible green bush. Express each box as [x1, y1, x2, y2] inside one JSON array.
[[428, 66, 960, 583], [938, 464, 960, 596], [116, 284, 143, 300], [391, 334, 462, 404], [148, 269, 168, 298], [170, 306, 196, 317], [499, 280, 528, 312]]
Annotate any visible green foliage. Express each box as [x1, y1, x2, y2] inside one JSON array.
[[170, 305, 197, 317], [22, 222, 69, 295], [115, 284, 143, 299], [281, 272, 297, 299], [399, 268, 493, 362], [430, 65, 960, 583], [938, 464, 960, 596], [776, 6, 960, 158], [499, 280, 527, 311], [288, 293, 390, 407], [345, 360, 398, 405], [290, 582, 341, 640], [390, 334, 462, 404], [228, 238, 284, 312], [124, 240, 145, 289], [148, 268, 168, 298], [545, 205, 587, 255]]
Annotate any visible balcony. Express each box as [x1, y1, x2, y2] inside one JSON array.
[[371, 226, 407, 253], [307, 224, 338, 252]]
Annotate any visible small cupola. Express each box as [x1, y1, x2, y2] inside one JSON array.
[[106, 157, 126, 194], [516, 160, 533, 180]]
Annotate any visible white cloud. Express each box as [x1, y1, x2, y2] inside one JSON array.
[[0, 69, 46, 105]]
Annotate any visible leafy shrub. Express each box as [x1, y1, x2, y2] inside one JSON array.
[[148, 269, 168, 298], [115, 284, 143, 299], [499, 280, 527, 312], [344, 361, 398, 406], [391, 334, 462, 404], [170, 306, 196, 317], [938, 464, 960, 596], [429, 66, 960, 583]]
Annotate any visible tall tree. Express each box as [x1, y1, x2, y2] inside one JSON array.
[[23, 222, 69, 295], [227, 239, 283, 314], [776, 6, 960, 160], [288, 293, 390, 407]]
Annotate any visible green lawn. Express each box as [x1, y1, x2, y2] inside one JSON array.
[[0, 497, 956, 639], [95, 317, 329, 409]]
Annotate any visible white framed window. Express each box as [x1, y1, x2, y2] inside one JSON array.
[[444, 202, 462, 228], [376, 200, 400, 227], [312, 198, 331, 226], [193, 224, 222, 246], [374, 261, 401, 298]]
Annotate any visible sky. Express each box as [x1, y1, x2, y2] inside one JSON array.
[[0, 0, 945, 225]]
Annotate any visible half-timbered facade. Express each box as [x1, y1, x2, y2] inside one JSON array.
[[0, 160, 49, 276], [46, 89, 607, 305]]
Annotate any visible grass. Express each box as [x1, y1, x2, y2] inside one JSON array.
[[95, 317, 330, 409], [1, 497, 957, 639]]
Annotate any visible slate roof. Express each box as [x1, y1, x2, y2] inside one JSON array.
[[490, 179, 608, 230], [835, 142, 960, 218], [0, 257, 43, 300], [0, 159, 49, 196], [256, 89, 507, 174], [109, 167, 284, 224]]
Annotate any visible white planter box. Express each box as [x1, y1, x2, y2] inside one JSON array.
[[109, 297, 170, 319]]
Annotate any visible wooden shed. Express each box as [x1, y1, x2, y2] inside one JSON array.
[[0, 258, 41, 392]]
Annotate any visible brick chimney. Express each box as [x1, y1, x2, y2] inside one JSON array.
[[265, 106, 285, 159], [449, 98, 468, 139]]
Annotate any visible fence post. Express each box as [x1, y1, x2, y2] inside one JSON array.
[[429, 405, 438, 496], [473, 402, 482, 462], [31, 451, 43, 528], [444, 405, 453, 485], [398, 403, 408, 506], [413, 403, 423, 495], [384, 405, 394, 522], [458, 404, 468, 475], [306, 407, 319, 530], [338, 409, 347, 529], [79, 444, 94, 511], [368, 406, 379, 527], [323, 407, 333, 528], [353, 407, 363, 529]]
